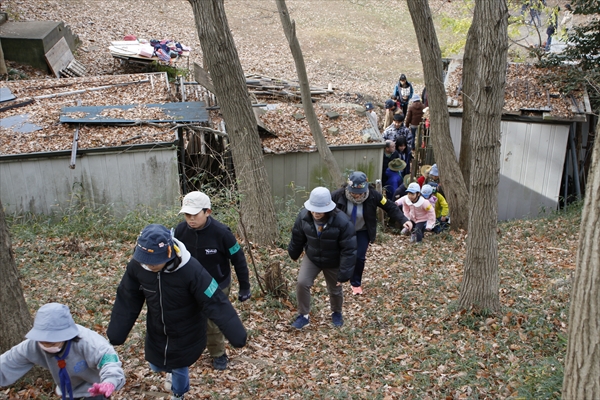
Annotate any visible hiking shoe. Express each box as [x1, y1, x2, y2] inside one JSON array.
[[212, 354, 228, 370], [291, 314, 309, 330], [164, 373, 172, 391], [352, 286, 363, 295], [332, 312, 344, 327]]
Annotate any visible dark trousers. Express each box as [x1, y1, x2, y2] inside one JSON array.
[[351, 230, 370, 287], [411, 221, 427, 242]]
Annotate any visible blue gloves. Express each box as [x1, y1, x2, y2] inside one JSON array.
[[238, 288, 251, 302]]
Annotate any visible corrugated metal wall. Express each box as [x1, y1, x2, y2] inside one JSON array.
[[0, 147, 180, 216], [449, 117, 569, 220], [263, 143, 384, 208]]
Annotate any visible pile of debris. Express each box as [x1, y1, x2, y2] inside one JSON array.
[[0, 73, 177, 155], [444, 61, 591, 119], [246, 74, 334, 101]]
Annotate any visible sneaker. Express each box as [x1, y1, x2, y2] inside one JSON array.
[[291, 314, 309, 330], [332, 312, 344, 327], [171, 395, 184, 400], [410, 233, 417, 243], [164, 373, 172, 391], [352, 286, 363, 295], [212, 354, 228, 370]]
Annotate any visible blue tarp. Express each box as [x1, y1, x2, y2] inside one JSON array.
[[59, 101, 209, 124]]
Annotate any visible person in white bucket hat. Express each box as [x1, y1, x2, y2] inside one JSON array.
[[288, 187, 357, 330], [174, 191, 251, 371], [0, 303, 125, 399]]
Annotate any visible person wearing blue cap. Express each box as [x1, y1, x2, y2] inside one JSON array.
[[332, 172, 412, 295], [107, 224, 247, 400], [0, 303, 125, 399], [288, 187, 357, 330], [395, 182, 436, 243]]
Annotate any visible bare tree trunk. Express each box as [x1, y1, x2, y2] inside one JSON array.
[[188, 0, 278, 245], [0, 199, 32, 352], [0, 39, 7, 76], [458, 0, 508, 313], [406, 0, 469, 231], [275, 0, 345, 188], [562, 119, 600, 399], [459, 16, 479, 190]]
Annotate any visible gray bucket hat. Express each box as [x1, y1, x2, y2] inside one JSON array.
[[26, 303, 79, 342], [304, 187, 336, 213]]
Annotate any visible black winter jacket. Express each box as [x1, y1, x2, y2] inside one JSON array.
[[174, 217, 250, 290], [107, 240, 246, 370], [288, 208, 357, 282], [331, 185, 408, 243]]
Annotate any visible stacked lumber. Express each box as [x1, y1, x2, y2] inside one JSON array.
[[60, 60, 87, 78], [245, 74, 333, 100]]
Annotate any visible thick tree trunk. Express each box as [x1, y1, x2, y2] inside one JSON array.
[[0, 199, 32, 352], [562, 119, 600, 398], [459, 17, 479, 190], [406, 0, 469, 231], [458, 0, 508, 313], [275, 0, 345, 188], [188, 0, 278, 245]]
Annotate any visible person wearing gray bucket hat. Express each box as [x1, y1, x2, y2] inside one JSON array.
[[332, 172, 412, 295], [304, 186, 337, 213], [108, 224, 247, 400], [288, 187, 357, 330], [1, 303, 125, 399]]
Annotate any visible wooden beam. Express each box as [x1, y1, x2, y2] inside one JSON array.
[[193, 62, 215, 93]]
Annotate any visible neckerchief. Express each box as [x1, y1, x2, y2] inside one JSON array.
[[55, 340, 73, 400]]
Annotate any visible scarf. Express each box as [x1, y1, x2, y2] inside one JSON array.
[[344, 187, 369, 205], [55, 340, 73, 400]]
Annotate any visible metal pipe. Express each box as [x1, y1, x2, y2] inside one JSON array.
[[563, 139, 569, 211]]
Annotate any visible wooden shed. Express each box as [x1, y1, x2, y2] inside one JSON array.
[[0, 72, 208, 216], [0, 144, 180, 216], [444, 60, 595, 220]]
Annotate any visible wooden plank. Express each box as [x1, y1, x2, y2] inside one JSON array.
[[583, 90, 592, 114], [45, 37, 74, 78], [193, 62, 215, 94]]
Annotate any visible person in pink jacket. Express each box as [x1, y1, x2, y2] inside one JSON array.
[[395, 182, 436, 243]]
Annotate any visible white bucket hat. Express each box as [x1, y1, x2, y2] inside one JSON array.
[[304, 187, 336, 213], [26, 303, 80, 342]]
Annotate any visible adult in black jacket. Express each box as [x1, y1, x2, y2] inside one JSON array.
[[332, 171, 412, 295], [288, 187, 357, 330], [174, 191, 250, 370], [107, 224, 246, 400]]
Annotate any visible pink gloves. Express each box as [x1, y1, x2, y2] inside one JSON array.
[[88, 382, 115, 397]]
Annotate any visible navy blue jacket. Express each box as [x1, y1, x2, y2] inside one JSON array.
[[107, 244, 246, 369], [288, 208, 357, 282], [174, 217, 249, 291], [332, 185, 408, 243]]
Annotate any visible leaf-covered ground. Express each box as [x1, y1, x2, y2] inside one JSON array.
[[3, 201, 579, 399]]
